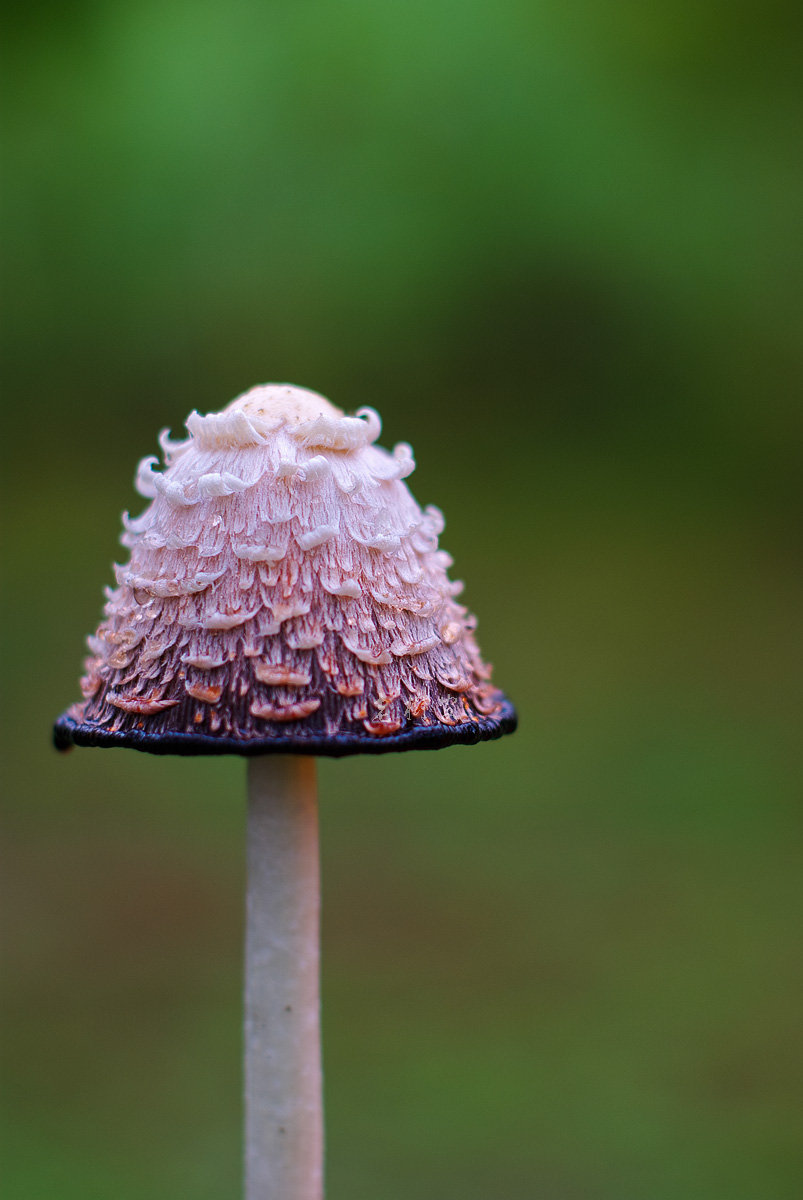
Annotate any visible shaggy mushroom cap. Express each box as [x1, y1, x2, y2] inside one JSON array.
[[54, 384, 517, 756]]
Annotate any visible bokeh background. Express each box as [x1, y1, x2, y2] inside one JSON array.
[[3, 3, 802, 1197]]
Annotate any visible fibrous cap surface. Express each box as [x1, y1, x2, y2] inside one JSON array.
[[55, 384, 516, 756]]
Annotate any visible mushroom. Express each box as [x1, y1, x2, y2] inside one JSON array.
[[54, 383, 516, 1199]]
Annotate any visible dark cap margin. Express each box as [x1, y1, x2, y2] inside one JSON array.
[[53, 700, 517, 758]]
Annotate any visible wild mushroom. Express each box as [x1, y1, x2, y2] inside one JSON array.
[[54, 383, 516, 1199]]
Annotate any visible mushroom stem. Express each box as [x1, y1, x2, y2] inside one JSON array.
[[245, 756, 323, 1200]]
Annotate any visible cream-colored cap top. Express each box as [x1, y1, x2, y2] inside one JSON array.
[[225, 384, 343, 426]]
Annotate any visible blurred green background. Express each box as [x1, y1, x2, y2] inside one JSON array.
[[2, 2, 802, 1197]]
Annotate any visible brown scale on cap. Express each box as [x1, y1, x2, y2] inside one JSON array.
[[55, 384, 516, 756]]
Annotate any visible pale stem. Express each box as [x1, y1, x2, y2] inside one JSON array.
[[245, 756, 323, 1200]]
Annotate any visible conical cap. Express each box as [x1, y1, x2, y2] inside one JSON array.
[[55, 385, 516, 756]]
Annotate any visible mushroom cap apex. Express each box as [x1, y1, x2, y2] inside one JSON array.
[[226, 383, 342, 426]]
